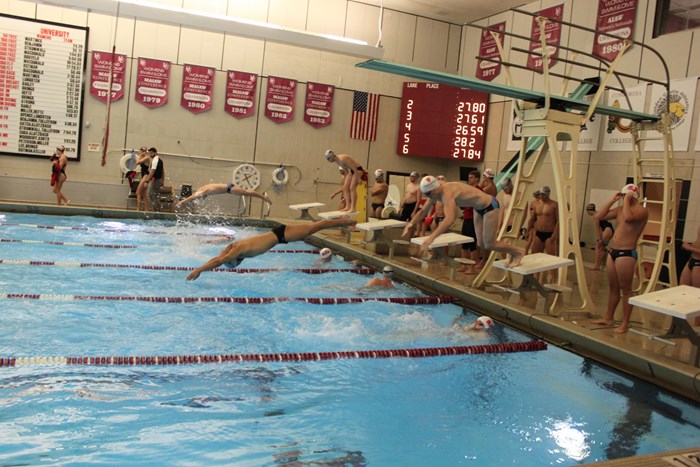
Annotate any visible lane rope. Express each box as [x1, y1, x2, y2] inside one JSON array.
[[0, 222, 227, 237], [0, 293, 453, 305], [0, 238, 136, 249], [0, 341, 547, 367], [0, 259, 373, 274]]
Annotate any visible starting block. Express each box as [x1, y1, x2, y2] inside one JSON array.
[[289, 202, 325, 221], [492, 253, 574, 314], [410, 233, 474, 280], [356, 219, 406, 257], [318, 210, 359, 242], [629, 285, 700, 367]]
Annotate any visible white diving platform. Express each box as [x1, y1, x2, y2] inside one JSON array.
[[629, 285, 700, 367], [318, 210, 358, 219], [492, 253, 575, 314], [356, 219, 406, 258], [289, 202, 325, 221], [318, 210, 359, 243], [410, 233, 474, 280]]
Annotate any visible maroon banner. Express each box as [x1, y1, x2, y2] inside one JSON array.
[[593, 0, 637, 61], [90, 51, 126, 103], [225, 70, 257, 119], [265, 76, 297, 123], [135, 58, 170, 109], [304, 82, 334, 128], [476, 21, 506, 81], [181, 64, 214, 114], [527, 4, 564, 71]]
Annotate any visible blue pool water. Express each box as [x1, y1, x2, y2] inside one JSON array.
[[0, 212, 699, 465]]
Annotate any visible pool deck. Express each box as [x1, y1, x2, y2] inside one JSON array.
[[2, 202, 699, 465]]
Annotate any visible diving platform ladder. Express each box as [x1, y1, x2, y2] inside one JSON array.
[[631, 113, 677, 293]]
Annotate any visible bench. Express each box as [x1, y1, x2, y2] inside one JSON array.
[[289, 202, 325, 221], [492, 253, 575, 314], [629, 285, 700, 367]]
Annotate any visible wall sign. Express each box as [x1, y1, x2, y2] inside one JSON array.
[[136, 57, 170, 109], [0, 14, 87, 159], [225, 70, 257, 119], [397, 82, 489, 160]]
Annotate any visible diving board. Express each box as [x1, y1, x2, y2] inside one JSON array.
[[410, 233, 474, 280], [629, 285, 700, 367], [289, 202, 324, 221], [356, 60, 659, 122], [356, 219, 406, 258], [492, 253, 574, 314]]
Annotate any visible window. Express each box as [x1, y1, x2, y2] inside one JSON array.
[[654, 0, 700, 37]]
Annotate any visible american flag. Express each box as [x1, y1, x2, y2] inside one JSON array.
[[350, 91, 380, 141]]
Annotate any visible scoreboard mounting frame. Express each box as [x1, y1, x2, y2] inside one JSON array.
[[397, 82, 489, 161]]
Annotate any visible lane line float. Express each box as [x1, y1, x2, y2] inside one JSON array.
[[0, 260, 373, 274], [1, 238, 136, 249], [0, 341, 547, 367], [0, 293, 453, 304], [0, 222, 228, 237]]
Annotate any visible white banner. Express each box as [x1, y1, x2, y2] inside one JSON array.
[[602, 84, 647, 151], [645, 77, 697, 152]]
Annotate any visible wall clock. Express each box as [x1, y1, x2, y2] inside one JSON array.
[[233, 163, 261, 190]]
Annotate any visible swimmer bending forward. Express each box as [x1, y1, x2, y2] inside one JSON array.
[[186, 217, 357, 280], [404, 176, 525, 267]]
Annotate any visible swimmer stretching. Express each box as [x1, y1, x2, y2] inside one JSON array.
[[186, 217, 356, 280]]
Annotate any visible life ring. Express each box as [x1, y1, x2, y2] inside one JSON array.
[[272, 167, 289, 186], [381, 206, 397, 219], [119, 154, 132, 174]]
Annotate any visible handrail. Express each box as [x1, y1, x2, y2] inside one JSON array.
[[511, 7, 670, 112]]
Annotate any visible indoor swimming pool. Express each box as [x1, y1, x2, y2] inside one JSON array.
[[0, 212, 699, 465]]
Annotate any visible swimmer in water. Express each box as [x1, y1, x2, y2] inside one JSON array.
[[452, 315, 495, 333]]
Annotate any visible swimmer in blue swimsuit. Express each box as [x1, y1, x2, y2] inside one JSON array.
[[403, 176, 525, 268], [590, 185, 648, 333], [175, 182, 271, 210], [187, 217, 357, 280]]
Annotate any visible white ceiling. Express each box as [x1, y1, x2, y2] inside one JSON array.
[[356, 0, 529, 24]]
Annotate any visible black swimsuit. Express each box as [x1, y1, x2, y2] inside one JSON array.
[[272, 224, 288, 244], [609, 248, 638, 261], [688, 257, 700, 270], [475, 197, 499, 216]]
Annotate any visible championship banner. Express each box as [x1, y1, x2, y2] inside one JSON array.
[[527, 4, 564, 71], [181, 64, 215, 114], [225, 70, 257, 119], [593, 0, 637, 62], [304, 82, 334, 128], [265, 76, 297, 123], [602, 84, 647, 151], [90, 51, 126, 103], [476, 21, 506, 81], [645, 77, 697, 152], [135, 57, 170, 109]]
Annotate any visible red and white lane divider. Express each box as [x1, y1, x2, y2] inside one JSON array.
[[0, 238, 136, 249], [0, 222, 226, 237], [0, 259, 374, 275], [0, 293, 453, 305], [0, 341, 547, 367]]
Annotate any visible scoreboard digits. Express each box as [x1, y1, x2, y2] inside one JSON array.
[[397, 82, 489, 160]]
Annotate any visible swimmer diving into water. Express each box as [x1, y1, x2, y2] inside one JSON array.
[[176, 183, 271, 210], [186, 217, 356, 280]]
